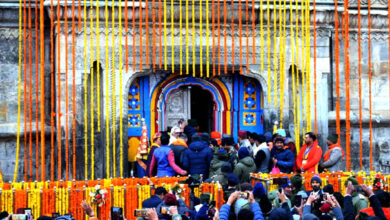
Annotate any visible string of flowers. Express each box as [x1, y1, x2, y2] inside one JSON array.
[[96, 0, 101, 133], [344, 0, 351, 170], [368, 0, 373, 170], [57, 0, 62, 181], [272, 0, 277, 108], [65, 0, 69, 181], [145, 0, 149, 67], [112, 0, 117, 177], [192, 0, 196, 76], [266, 0, 271, 103], [206, 0, 209, 77], [231, 0, 235, 73], [186, 0, 189, 74], [358, 0, 363, 170], [179, 0, 183, 74], [28, 0, 33, 182], [211, 0, 215, 76], [238, 0, 242, 73], [90, 0, 95, 180], [34, 0, 39, 181], [71, 0, 77, 180], [171, 0, 175, 73], [139, 0, 143, 70], [223, 0, 227, 74], [105, 0, 110, 179], [334, 0, 341, 143], [23, 0, 27, 183], [199, 0, 203, 76], [119, 0, 124, 178], [39, 0, 46, 181]]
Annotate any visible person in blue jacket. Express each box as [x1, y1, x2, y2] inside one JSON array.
[[270, 137, 295, 173], [219, 191, 264, 220], [183, 133, 213, 178], [142, 187, 167, 209]]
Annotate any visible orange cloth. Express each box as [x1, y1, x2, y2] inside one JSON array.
[[211, 131, 222, 145], [360, 207, 390, 220], [171, 138, 188, 148], [296, 140, 323, 173], [323, 144, 345, 162]]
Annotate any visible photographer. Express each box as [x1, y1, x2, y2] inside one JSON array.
[[344, 182, 386, 220], [219, 191, 264, 220], [343, 177, 368, 214], [156, 193, 189, 220], [302, 192, 344, 220]]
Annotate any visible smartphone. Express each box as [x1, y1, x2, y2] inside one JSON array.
[[239, 192, 249, 199], [52, 213, 60, 218], [134, 209, 147, 217], [161, 206, 170, 215], [111, 207, 123, 220], [294, 195, 302, 207], [354, 185, 362, 192]]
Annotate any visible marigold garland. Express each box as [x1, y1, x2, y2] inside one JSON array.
[[179, 0, 183, 74], [334, 0, 341, 143], [185, 0, 189, 74], [223, 0, 227, 74], [23, 0, 27, 183], [65, 0, 69, 181], [28, 0, 33, 182], [112, 0, 117, 177], [71, 0, 77, 180], [171, 0, 175, 73], [231, 0, 235, 73], [119, 0, 124, 178], [145, 0, 149, 67], [206, 0, 209, 77], [34, 0, 39, 182], [344, 0, 351, 171], [139, 0, 143, 70], [105, 0, 110, 179], [199, 0, 203, 77], [358, 0, 363, 170], [192, 0, 196, 76], [368, 0, 373, 170], [83, 0, 88, 180], [89, 0, 95, 179], [273, 0, 277, 108], [39, 0, 46, 182], [57, 0, 62, 181], [238, 0, 242, 74], [266, 0, 270, 103]]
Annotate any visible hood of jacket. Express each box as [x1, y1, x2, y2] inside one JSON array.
[[189, 141, 207, 152], [239, 156, 256, 167], [171, 138, 188, 148]]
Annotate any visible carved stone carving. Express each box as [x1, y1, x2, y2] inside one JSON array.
[[164, 87, 190, 129]]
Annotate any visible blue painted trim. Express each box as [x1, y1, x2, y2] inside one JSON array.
[[142, 76, 151, 139], [232, 74, 240, 142]]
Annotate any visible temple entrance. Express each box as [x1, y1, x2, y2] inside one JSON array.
[[163, 85, 215, 132], [190, 85, 214, 132]]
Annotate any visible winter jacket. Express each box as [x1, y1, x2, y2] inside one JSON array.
[[170, 139, 188, 168], [183, 141, 213, 178], [270, 147, 295, 173], [156, 199, 189, 220], [343, 195, 356, 220], [142, 195, 163, 208], [149, 145, 186, 177], [254, 143, 271, 173], [219, 202, 264, 220], [352, 192, 369, 214], [209, 158, 226, 178], [233, 156, 257, 183], [358, 194, 388, 220], [296, 141, 323, 173], [320, 146, 343, 172]]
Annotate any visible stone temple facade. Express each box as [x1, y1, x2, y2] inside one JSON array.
[[0, 0, 389, 181]]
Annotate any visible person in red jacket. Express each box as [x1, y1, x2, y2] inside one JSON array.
[[296, 132, 323, 173]]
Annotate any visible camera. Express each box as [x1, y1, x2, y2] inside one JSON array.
[[111, 207, 123, 220], [239, 192, 249, 199]]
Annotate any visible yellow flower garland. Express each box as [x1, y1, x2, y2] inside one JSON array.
[[105, 0, 110, 178], [112, 0, 117, 177]]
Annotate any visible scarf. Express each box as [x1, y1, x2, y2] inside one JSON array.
[[323, 144, 345, 162]]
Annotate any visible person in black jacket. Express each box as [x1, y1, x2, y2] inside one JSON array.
[[170, 133, 188, 168]]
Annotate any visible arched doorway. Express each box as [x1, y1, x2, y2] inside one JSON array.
[[163, 85, 215, 133]]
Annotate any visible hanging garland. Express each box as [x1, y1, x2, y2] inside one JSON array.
[[245, 0, 249, 74], [279, 0, 286, 128], [50, 0, 55, 182], [164, 0, 168, 70], [238, 0, 242, 74], [211, 0, 215, 76], [132, 0, 136, 72], [260, 0, 264, 71], [105, 0, 110, 179], [295, 0, 300, 151], [192, 0, 196, 76], [83, 0, 88, 180], [199, 0, 203, 77], [300, 0, 306, 137], [145, 0, 150, 67], [272, 0, 277, 108], [231, 0, 235, 73], [358, 0, 363, 170], [71, 0, 77, 179], [180, 0, 183, 74], [119, 0, 124, 178], [65, 0, 69, 181], [368, 0, 373, 171], [35, 0, 39, 182], [313, 0, 318, 134], [185, 0, 189, 74], [344, 0, 351, 171], [223, 0, 227, 74], [217, 0, 221, 75], [251, 0, 255, 65], [97, 0, 101, 133], [57, 0, 62, 181], [171, 0, 175, 73], [23, 0, 27, 183], [305, 0, 311, 133], [206, 0, 209, 77], [112, 0, 117, 177], [334, 0, 341, 143], [152, 0, 156, 70], [28, 0, 33, 182], [159, 0, 163, 69], [266, 0, 271, 103], [125, 0, 129, 72], [139, 0, 143, 70]]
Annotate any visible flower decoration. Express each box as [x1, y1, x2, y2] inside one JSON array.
[[129, 115, 140, 127], [129, 98, 140, 109], [244, 84, 255, 95], [129, 85, 139, 96], [89, 185, 108, 207], [373, 174, 383, 191], [171, 184, 185, 201], [244, 97, 255, 108], [244, 113, 255, 124]]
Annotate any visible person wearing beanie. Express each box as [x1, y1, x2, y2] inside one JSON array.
[[182, 132, 214, 178], [221, 135, 238, 166], [344, 177, 369, 214], [233, 147, 257, 183], [306, 175, 323, 196], [270, 137, 295, 173], [253, 182, 273, 216], [212, 161, 233, 186], [210, 131, 222, 146], [142, 186, 168, 208], [146, 132, 162, 177], [296, 132, 323, 173], [319, 134, 345, 172], [156, 193, 190, 220], [238, 130, 252, 153], [209, 149, 229, 179], [223, 173, 240, 201]]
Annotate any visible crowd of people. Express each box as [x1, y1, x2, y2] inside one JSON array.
[[135, 119, 345, 180]]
